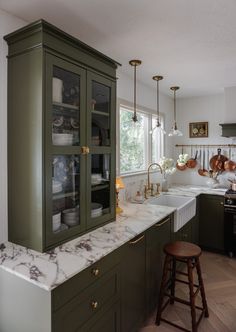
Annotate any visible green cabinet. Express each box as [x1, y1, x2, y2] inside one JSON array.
[[199, 194, 224, 252], [172, 219, 192, 243], [146, 215, 171, 315], [121, 233, 146, 332], [4, 20, 118, 252]]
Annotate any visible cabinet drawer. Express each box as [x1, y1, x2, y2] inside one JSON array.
[[53, 265, 120, 332], [52, 248, 121, 310]]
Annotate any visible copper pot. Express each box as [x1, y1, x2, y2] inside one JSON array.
[[224, 160, 236, 172], [209, 148, 228, 171], [176, 162, 187, 171], [186, 151, 198, 169]]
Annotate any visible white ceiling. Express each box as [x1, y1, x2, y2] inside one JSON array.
[[1, 0, 236, 97]]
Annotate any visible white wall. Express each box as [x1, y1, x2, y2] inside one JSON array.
[[172, 94, 233, 186], [0, 9, 26, 243]]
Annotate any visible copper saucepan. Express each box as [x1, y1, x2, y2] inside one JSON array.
[[186, 150, 198, 169], [224, 160, 236, 172], [209, 148, 228, 171]]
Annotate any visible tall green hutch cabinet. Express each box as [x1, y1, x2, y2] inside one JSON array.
[[4, 20, 119, 252]]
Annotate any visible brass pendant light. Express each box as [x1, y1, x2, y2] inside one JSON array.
[[129, 59, 142, 122], [150, 75, 166, 135], [168, 86, 183, 137]]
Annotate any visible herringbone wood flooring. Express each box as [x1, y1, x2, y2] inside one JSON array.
[[140, 251, 236, 332]]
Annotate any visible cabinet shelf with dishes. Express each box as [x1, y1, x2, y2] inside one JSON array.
[[5, 19, 118, 252]]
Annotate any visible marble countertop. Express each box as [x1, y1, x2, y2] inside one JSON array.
[[0, 184, 226, 291]]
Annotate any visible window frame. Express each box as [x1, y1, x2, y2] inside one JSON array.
[[117, 99, 165, 176]]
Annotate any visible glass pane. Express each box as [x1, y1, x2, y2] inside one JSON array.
[[120, 107, 148, 173], [91, 81, 110, 147], [91, 154, 110, 218], [91, 81, 110, 114], [92, 114, 110, 146], [152, 116, 164, 163], [52, 155, 80, 233], [52, 66, 80, 146]]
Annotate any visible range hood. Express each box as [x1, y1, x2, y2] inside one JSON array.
[[220, 123, 236, 137], [220, 87, 236, 137]]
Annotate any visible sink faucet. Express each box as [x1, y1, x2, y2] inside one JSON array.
[[145, 163, 163, 198]]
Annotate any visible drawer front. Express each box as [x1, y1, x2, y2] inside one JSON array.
[[53, 265, 120, 332], [52, 248, 121, 311]]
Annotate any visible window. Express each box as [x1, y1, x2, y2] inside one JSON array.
[[119, 105, 164, 174]]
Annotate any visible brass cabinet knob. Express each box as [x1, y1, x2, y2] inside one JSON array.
[[91, 268, 100, 276], [91, 301, 98, 309], [81, 146, 90, 155]]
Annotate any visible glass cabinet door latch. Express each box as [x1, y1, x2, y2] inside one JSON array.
[[81, 146, 90, 155]]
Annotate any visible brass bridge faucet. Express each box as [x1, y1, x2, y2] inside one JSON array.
[[144, 163, 163, 198]]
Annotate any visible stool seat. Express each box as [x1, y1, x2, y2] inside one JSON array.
[[164, 241, 201, 259], [156, 241, 209, 332]]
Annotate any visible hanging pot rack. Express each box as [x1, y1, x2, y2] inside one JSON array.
[[175, 144, 236, 148]]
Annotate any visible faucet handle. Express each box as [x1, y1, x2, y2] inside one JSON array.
[[156, 183, 160, 195]]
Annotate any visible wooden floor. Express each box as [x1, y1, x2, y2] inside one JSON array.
[[139, 251, 236, 332]]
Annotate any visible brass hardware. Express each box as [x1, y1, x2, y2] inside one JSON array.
[[169, 86, 182, 136], [154, 217, 170, 227], [129, 59, 142, 122], [156, 183, 160, 195], [151, 183, 154, 196], [176, 144, 236, 148], [92, 268, 100, 276], [91, 301, 98, 309], [220, 202, 224, 205], [129, 234, 144, 245], [147, 163, 163, 197], [170, 86, 180, 92], [81, 146, 90, 155], [129, 59, 142, 66]]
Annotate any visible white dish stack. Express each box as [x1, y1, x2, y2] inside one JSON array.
[[53, 77, 63, 103], [52, 180, 62, 194], [91, 173, 102, 185], [91, 203, 103, 218], [52, 133, 73, 146], [62, 207, 80, 226]]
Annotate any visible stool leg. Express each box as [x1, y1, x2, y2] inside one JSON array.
[[170, 257, 176, 304], [187, 258, 197, 332], [156, 254, 172, 326], [196, 257, 209, 318]]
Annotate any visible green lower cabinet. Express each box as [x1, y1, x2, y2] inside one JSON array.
[[80, 300, 120, 332], [146, 215, 172, 315], [172, 219, 192, 243], [199, 194, 224, 252], [121, 233, 146, 332]]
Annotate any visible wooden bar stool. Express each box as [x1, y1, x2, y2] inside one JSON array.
[[155, 241, 209, 332]]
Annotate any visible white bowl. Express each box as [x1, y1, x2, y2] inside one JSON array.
[[52, 212, 61, 231]]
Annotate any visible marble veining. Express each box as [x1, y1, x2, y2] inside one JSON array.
[[0, 184, 226, 291], [0, 203, 175, 291]]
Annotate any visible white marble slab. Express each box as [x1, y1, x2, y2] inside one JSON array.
[[0, 203, 175, 291], [0, 184, 226, 291]]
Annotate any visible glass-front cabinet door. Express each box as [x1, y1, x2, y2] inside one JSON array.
[[87, 72, 116, 228], [45, 54, 86, 247]]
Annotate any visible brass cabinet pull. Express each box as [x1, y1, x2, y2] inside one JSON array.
[[129, 234, 144, 245], [91, 268, 100, 276], [81, 146, 90, 155], [91, 301, 98, 309], [220, 202, 224, 205], [154, 217, 170, 227]]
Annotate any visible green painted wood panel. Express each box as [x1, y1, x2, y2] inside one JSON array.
[[199, 194, 224, 252], [146, 216, 171, 314]]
